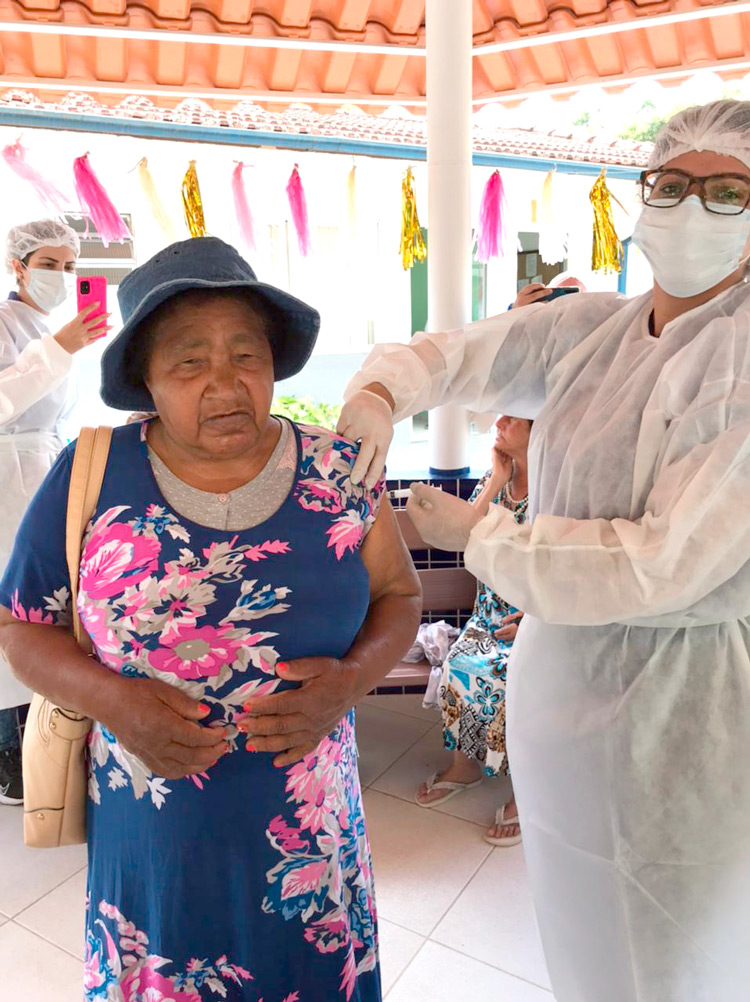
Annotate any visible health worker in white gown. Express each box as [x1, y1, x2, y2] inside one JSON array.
[[337, 100, 750, 1002], [0, 220, 110, 723]]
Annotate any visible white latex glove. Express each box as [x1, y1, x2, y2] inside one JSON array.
[[407, 482, 483, 551], [337, 389, 394, 487]]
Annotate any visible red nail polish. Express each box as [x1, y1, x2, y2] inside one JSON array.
[[199, 703, 210, 714], [246, 744, 257, 752], [277, 661, 289, 673]]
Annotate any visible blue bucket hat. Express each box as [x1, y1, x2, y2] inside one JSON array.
[[101, 236, 320, 411]]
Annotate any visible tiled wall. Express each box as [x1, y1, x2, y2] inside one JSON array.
[[374, 474, 479, 696]]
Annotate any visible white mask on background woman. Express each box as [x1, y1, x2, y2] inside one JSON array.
[[632, 195, 750, 298], [21, 266, 76, 313]]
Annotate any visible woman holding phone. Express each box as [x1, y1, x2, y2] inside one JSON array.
[[0, 218, 111, 805]]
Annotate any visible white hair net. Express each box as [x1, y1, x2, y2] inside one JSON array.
[[5, 218, 80, 273], [648, 99, 750, 171]]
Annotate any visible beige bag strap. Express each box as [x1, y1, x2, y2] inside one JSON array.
[[65, 426, 113, 653]]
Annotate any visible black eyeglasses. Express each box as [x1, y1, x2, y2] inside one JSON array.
[[640, 168, 750, 216]]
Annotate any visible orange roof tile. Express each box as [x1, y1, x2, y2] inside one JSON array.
[[0, 0, 744, 111], [0, 86, 653, 168]]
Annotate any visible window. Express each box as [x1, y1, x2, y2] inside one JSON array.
[[64, 214, 137, 287]]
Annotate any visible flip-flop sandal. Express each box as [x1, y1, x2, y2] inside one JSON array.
[[415, 772, 483, 808], [485, 806, 522, 847]]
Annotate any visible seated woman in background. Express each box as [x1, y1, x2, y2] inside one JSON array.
[[0, 236, 421, 1002], [416, 416, 530, 848]]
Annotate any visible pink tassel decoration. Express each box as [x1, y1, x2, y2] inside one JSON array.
[[73, 154, 131, 247], [1, 140, 69, 215], [286, 165, 311, 256], [476, 170, 508, 262], [232, 163, 256, 253]]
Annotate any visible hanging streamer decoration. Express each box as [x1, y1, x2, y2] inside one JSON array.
[[182, 161, 207, 238], [232, 163, 256, 253], [539, 170, 567, 266], [347, 164, 357, 242], [286, 165, 312, 256], [590, 169, 624, 274], [136, 158, 177, 242], [73, 154, 132, 247], [475, 169, 508, 262], [2, 139, 69, 216], [399, 166, 426, 271]]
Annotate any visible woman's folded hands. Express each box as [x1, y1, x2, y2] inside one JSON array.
[[237, 657, 360, 768], [102, 677, 229, 780]]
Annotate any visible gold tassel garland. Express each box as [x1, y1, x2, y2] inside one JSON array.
[[136, 158, 177, 242], [182, 161, 207, 238], [399, 166, 427, 270], [589, 169, 623, 274]]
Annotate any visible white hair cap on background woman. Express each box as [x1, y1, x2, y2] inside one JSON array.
[[5, 219, 80, 273], [648, 99, 750, 171]]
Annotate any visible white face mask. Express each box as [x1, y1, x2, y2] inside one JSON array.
[[21, 267, 76, 313], [632, 195, 750, 298]]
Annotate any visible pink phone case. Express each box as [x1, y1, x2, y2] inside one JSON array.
[[77, 276, 108, 333]]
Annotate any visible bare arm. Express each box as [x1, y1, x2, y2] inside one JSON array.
[[345, 495, 423, 695], [0, 606, 227, 778], [471, 475, 505, 517], [0, 606, 123, 721]]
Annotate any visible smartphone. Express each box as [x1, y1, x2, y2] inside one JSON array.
[[77, 276, 108, 332], [538, 287, 580, 304]]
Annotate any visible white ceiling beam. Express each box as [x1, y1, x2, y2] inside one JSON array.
[[0, 21, 425, 57]]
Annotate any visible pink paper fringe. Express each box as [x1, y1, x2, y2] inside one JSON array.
[[73, 154, 131, 247], [1, 140, 69, 215], [476, 170, 508, 262], [286, 166, 311, 256], [232, 163, 256, 253]]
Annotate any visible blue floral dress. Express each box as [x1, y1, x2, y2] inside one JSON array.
[[439, 473, 528, 778], [0, 420, 384, 1002]]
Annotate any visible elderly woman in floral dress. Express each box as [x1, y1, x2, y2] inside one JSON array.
[[0, 237, 421, 1002], [416, 416, 531, 847]]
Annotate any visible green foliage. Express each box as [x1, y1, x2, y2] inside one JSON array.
[[619, 116, 671, 142], [618, 87, 745, 143], [272, 395, 342, 429]]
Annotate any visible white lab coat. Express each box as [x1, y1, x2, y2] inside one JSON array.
[[346, 283, 750, 1002], [0, 297, 74, 710]]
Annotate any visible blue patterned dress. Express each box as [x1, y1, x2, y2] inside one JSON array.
[[0, 419, 384, 1002], [439, 473, 528, 778]]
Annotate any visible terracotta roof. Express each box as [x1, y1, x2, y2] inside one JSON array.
[[0, 87, 653, 168], [0, 0, 744, 111]]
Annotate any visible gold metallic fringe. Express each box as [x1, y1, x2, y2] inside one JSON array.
[[590, 169, 623, 274], [182, 161, 207, 238], [399, 166, 427, 270]]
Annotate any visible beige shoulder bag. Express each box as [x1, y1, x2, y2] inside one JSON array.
[[23, 425, 113, 849]]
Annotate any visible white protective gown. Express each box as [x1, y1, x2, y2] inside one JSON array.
[[347, 284, 750, 1002], [0, 297, 74, 709]]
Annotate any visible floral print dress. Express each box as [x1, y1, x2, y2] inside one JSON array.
[[0, 420, 384, 1002], [439, 473, 528, 778]]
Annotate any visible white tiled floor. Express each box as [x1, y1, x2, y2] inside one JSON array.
[[0, 695, 552, 1001]]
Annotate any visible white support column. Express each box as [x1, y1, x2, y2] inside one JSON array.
[[426, 0, 473, 475]]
